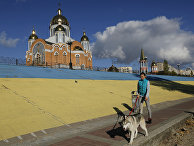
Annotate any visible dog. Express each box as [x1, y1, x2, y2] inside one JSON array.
[[122, 114, 148, 144]]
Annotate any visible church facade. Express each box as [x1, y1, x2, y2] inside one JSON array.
[[26, 8, 92, 70], [151, 60, 158, 74]]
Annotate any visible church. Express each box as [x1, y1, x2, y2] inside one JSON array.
[[25, 8, 92, 70]]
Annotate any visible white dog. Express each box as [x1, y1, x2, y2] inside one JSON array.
[[122, 114, 148, 144]]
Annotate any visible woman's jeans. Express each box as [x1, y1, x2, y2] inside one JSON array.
[[139, 96, 152, 119]]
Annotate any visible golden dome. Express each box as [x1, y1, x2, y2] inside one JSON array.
[[74, 46, 83, 51], [55, 25, 65, 32], [29, 28, 38, 40], [81, 32, 89, 41], [50, 9, 69, 26]]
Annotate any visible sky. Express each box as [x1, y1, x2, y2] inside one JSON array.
[[0, 0, 194, 69]]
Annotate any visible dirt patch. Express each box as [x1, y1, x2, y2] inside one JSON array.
[[161, 118, 194, 146]]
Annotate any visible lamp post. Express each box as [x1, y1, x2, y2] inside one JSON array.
[[177, 64, 180, 75], [16, 59, 18, 65], [67, 41, 73, 69]]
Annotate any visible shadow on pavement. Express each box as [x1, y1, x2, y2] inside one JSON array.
[[106, 107, 129, 142], [113, 107, 125, 117], [106, 127, 129, 142], [184, 111, 194, 116], [106, 106, 148, 142], [151, 80, 194, 95], [133, 74, 194, 95], [122, 103, 133, 111]]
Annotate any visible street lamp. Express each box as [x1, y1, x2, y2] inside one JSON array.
[[67, 41, 73, 69], [177, 64, 180, 75]]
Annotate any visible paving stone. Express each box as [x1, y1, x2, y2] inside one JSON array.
[[88, 99, 194, 143], [50, 136, 110, 146]]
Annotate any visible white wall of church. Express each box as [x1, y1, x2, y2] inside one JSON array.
[[28, 39, 35, 50], [50, 24, 70, 37], [46, 35, 74, 44], [81, 41, 90, 51]]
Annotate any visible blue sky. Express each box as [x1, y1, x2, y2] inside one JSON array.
[[0, 0, 194, 69]]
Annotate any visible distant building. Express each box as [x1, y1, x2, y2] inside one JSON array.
[[152, 61, 193, 76], [100, 68, 108, 72], [151, 60, 158, 74], [139, 49, 148, 74], [168, 64, 178, 74], [118, 66, 133, 73], [180, 68, 194, 76], [156, 62, 164, 72], [156, 62, 178, 73]]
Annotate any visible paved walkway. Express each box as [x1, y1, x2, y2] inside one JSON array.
[[1, 97, 193, 146], [49, 98, 194, 146]]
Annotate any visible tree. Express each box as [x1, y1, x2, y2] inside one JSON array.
[[171, 71, 177, 76], [163, 60, 169, 75], [107, 65, 119, 72], [191, 70, 193, 77]]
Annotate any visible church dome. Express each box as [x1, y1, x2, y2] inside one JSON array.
[[29, 34, 38, 40], [55, 25, 65, 32], [50, 9, 69, 26], [29, 28, 38, 40], [81, 32, 89, 41]]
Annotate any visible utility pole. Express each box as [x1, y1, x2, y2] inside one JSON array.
[[177, 64, 180, 75], [67, 41, 73, 69], [16, 59, 18, 65]]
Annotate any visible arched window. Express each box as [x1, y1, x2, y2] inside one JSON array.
[[28, 41, 32, 50], [63, 33, 65, 42], [63, 51, 67, 64], [52, 29, 55, 36], [76, 54, 80, 64], [54, 51, 59, 64], [54, 51, 59, 56], [32, 42, 45, 65], [56, 33, 58, 43], [67, 29, 69, 37]]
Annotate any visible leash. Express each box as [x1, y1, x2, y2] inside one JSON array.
[[129, 96, 139, 116]]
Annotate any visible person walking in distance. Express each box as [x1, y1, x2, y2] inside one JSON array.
[[137, 72, 152, 124]]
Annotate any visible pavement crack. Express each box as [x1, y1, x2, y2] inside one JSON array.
[[2, 84, 8, 89]]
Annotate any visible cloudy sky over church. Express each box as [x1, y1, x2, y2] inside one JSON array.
[[0, 0, 194, 68]]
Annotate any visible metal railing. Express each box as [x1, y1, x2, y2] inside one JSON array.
[[0, 56, 25, 66]]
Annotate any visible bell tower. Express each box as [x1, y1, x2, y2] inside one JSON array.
[[49, 3, 70, 37], [28, 27, 38, 50], [80, 31, 90, 51], [139, 49, 148, 74]]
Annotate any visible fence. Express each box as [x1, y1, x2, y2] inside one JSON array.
[[0, 56, 26, 66]]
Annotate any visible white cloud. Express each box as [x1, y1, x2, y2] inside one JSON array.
[[192, 63, 194, 69], [0, 31, 20, 48], [93, 16, 194, 66]]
